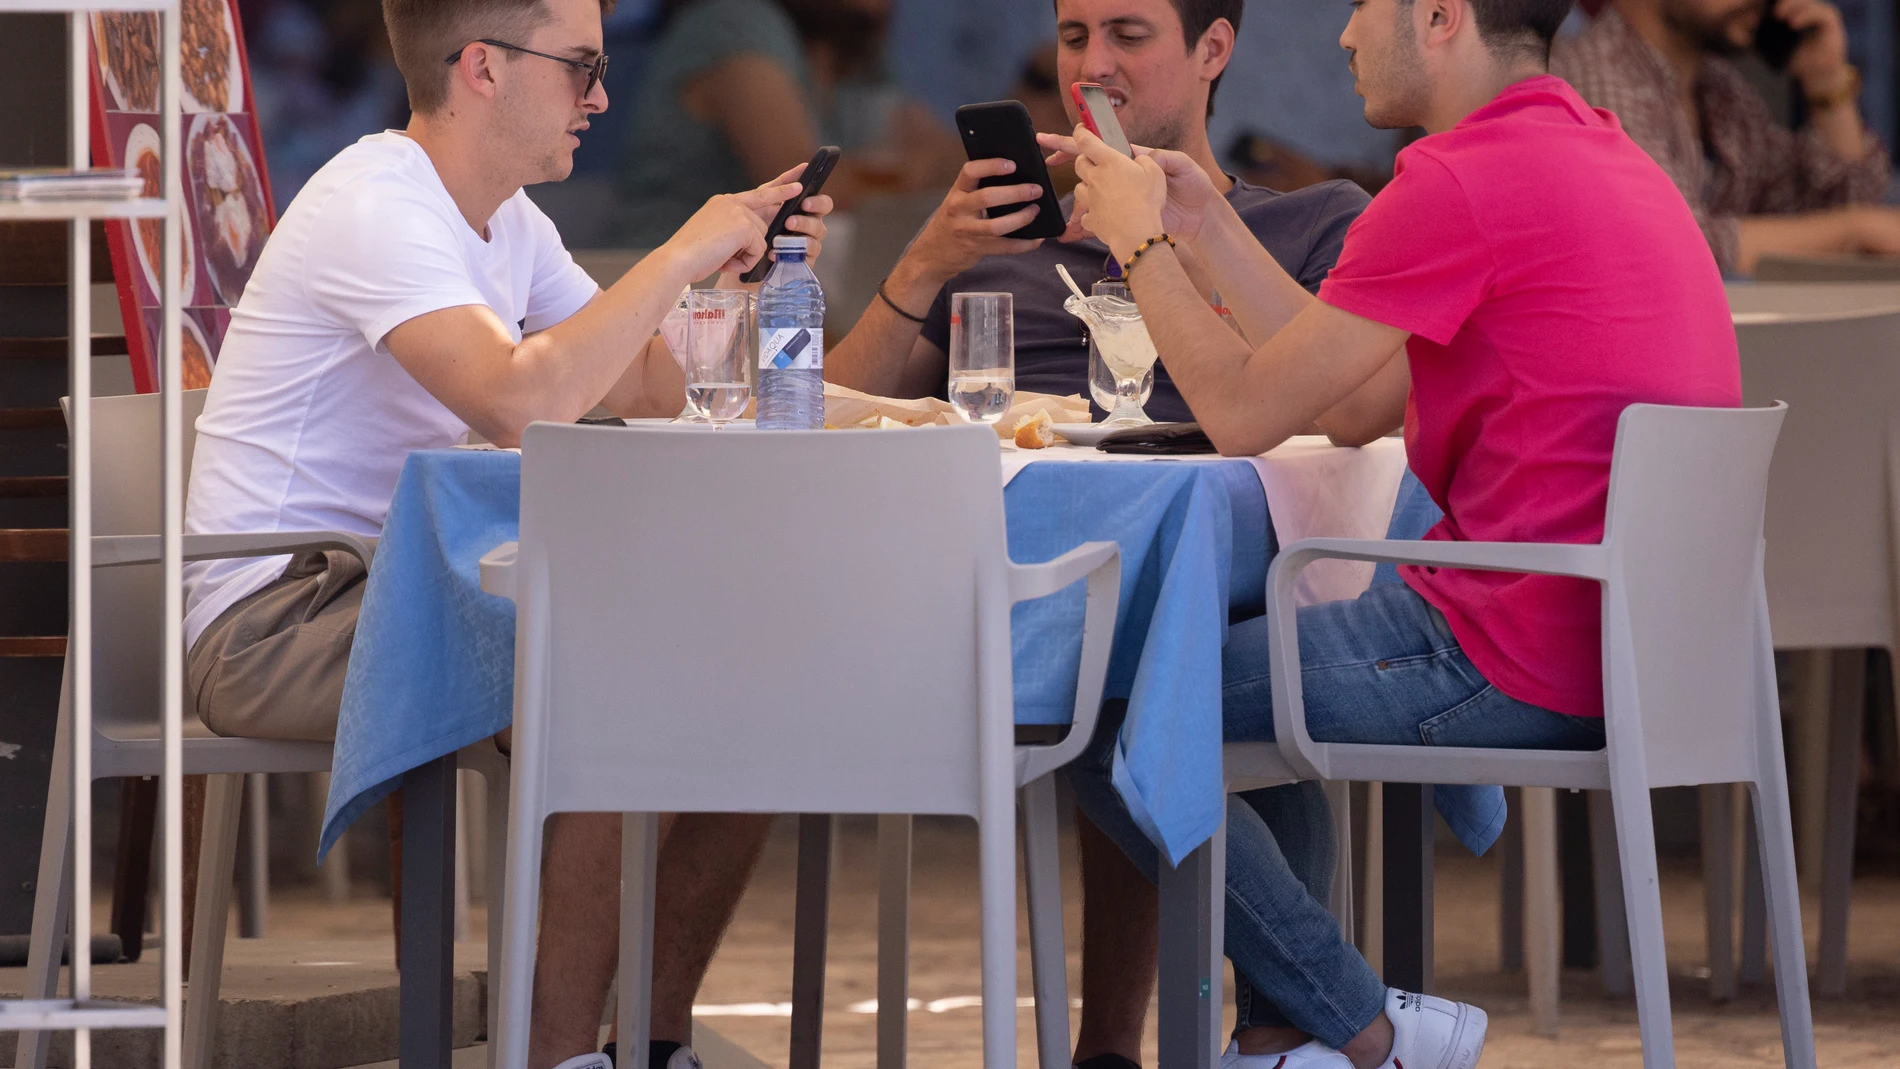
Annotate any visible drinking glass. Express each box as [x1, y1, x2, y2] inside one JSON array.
[[660, 287, 700, 422], [947, 292, 1014, 425], [682, 289, 755, 426], [1065, 291, 1157, 427], [1086, 278, 1151, 415]]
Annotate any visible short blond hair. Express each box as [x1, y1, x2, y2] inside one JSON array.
[[383, 0, 613, 114]]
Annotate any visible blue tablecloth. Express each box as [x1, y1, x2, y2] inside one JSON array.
[[321, 450, 1273, 865]]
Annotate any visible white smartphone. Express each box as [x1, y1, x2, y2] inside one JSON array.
[[1071, 82, 1133, 156]]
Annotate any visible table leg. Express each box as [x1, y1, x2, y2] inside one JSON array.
[[1382, 783, 1433, 993], [1156, 815, 1224, 1069], [876, 814, 912, 1069], [400, 753, 457, 1069], [790, 814, 833, 1069]]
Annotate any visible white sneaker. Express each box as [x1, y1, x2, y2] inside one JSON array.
[[1379, 989, 1486, 1069], [664, 1048, 704, 1069], [1221, 1038, 1354, 1069], [551, 1055, 613, 1069]]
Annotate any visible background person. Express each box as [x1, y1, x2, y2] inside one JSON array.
[[615, 0, 962, 247], [1552, 0, 1900, 275], [182, 0, 831, 1066], [1051, 0, 1740, 1065]]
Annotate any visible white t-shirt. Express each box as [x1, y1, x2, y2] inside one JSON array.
[[183, 131, 599, 649]]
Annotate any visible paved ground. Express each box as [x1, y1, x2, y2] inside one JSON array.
[[6, 814, 1896, 1068]]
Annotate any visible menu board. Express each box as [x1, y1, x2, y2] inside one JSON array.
[[88, 1, 276, 393]]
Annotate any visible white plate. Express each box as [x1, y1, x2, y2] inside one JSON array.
[[1052, 424, 1115, 447]]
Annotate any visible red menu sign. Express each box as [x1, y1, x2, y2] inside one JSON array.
[[88, 0, 276, 393]]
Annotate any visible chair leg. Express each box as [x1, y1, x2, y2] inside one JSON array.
[[1360, 783, 1383, 976], [1817, 648, 1863, 997], [236, 773, 270, 939], [617, 813, 660, 1069], [1019, 778, 1070, 1069], [876, 814, 912, 1069], [14, 670, 75, 1069], [494, 798, 546, 1069], [1699, 783, 1738, 1002], [1606, 780, 1676, 1069], [1323, 780, 1354, 942], [482, 764, 510, 1069], [183, 774, 244, 1069], [978, 803, 1020, 1069], [1522, 787, 1561, 1038], [453, 773, 471, 945], [1587, 791, 1632, 998], [1750, 776, 1818, 1069]]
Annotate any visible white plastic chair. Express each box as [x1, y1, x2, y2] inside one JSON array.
[[477, 421, 1118, 1069], [15, 390, 511, 1069], [1252, 403, 1812, 1069], [1728, 298, 1900, 997]]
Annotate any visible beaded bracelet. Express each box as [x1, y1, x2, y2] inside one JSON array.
[[1121, 233, 1176, 280]]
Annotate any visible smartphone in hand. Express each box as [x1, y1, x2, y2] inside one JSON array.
[[1755, 0, 1803, 71], [1071, 82, 1132, 156], [954, 100, 1066, 240], [742, 145, 842, 284]]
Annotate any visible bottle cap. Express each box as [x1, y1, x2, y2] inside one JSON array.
[[773, 235, 809, 251]]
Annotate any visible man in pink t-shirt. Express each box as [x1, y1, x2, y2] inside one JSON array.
[[1044, 1, 1740, 1068]]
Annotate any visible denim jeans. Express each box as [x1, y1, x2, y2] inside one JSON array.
[[1066, 580, 1606, 1047]]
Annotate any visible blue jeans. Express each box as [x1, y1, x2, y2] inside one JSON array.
[[1066, 581, 1605, 1046]]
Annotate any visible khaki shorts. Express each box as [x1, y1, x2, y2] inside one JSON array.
[[186, 549, 367, 742]]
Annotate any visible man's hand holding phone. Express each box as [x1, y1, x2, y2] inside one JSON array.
[[1065, 126, 1169, 264], [880, 158, 1049, 313], [1040, 130, 1224, 249]]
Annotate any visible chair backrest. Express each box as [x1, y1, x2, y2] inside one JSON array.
[[1733, 307, 1900, 649], [64, 390, 208, 734], [513, 422, 1014, 819], [1599, 403, 1786, 788]]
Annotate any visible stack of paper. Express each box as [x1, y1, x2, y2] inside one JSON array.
[[0, 168, 145, 202]]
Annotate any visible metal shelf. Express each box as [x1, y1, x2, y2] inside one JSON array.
[[0, 0, 172, 11], [0, 199, 165, 221], [0, 1000, 170, 1031]]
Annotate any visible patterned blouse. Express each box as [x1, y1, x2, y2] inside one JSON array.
[[1551, 7, 1890, 274]]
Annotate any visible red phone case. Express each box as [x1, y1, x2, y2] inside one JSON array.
[[1071, 82, 1105, 139]]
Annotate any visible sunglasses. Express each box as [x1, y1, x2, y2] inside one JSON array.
[[445, 38, 609, 98]]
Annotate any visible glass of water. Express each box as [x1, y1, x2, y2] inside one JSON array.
[[683, 289, 755, 426], [947, 292, 1014, 425]]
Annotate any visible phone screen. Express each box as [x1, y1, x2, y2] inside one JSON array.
[[1074, 83, 1133, 156], [1755, 2, 1803, 71]]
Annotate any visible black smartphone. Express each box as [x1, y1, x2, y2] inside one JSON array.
[[1756, 1, 1803, 71], [742, 145, 842, 284], [954, 100, 1066, 241]]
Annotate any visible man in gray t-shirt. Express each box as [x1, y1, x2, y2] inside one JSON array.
[[826, 0, 1368, 424]]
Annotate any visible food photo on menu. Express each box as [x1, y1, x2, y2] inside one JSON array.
[[86, 0, 272, 393]]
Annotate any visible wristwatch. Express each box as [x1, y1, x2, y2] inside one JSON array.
[[1806, 64, 1862, 110]]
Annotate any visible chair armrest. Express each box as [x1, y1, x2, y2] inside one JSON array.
[[479, 541, 520, 602], [93, 531, 378, 569], [1264, 536, 1608, 781], [1010, 542, 1121, 785]]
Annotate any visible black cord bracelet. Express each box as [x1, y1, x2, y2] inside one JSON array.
[[876, 278, 928, 324]]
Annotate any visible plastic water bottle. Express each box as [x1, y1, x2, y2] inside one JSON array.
[[756, 236, 826, 430]]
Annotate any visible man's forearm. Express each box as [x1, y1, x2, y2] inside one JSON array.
[[1123, 246, 1271, 453], [824, 254, 942, 397], [1735, 209, 1857, 273], [599, 335, 686, 419], [1187, 200, 1316, 344]]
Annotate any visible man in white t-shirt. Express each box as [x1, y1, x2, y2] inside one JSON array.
[[181, 0, 830, 1065]]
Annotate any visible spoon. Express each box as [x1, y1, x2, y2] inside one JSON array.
[[1055, 263, 1087, 302]]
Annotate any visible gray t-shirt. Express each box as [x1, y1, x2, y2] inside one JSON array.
[[920, 177, 1370, 422], [617, 0, 812, 248]]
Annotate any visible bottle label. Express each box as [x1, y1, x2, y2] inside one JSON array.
[[760, 327, 823, 370]]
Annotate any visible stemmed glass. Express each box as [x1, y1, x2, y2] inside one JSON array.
[[1065, 291, 1157, 428], [1087, 277, 1152, 416], [682, 289, 755, 426], [947, 292, 1015, 425], [660, 287, 701, 422]]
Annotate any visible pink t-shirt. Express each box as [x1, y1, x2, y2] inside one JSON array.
[[1317, 75, 1740, 718]]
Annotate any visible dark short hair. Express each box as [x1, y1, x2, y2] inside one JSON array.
[[1467, 0, 1575, 61], [1054, 0, 1245, 118], [385, 0, 615, 114]]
